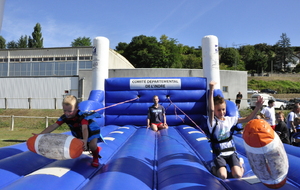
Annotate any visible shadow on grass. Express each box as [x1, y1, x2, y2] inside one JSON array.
[[1, 139, 26, 142]]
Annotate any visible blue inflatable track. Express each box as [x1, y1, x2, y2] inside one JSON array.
[[1, 77, 300, 190]]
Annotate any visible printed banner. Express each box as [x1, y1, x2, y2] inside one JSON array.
[[130, 79, 181, 89]]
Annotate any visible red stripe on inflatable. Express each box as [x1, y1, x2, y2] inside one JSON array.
[[26, 135, 38, 153]]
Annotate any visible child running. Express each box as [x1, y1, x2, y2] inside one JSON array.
[[208, 81, 264, 179], [33, 95, 102, 167]]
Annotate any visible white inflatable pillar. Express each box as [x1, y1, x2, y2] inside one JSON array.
[[92, 37, 109, 91], [0, 0, 5, 31], [202, 35, 220, 89]]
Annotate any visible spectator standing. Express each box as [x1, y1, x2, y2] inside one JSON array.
[[235, 92, 243, 109], [275, 112, 290, 144], [287, 104, 300, 141], [291, 117, 300, 147], [260, 100, 276, 130]]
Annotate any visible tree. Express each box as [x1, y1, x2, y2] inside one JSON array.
[[71, 37, 92, 47], [18, 35, 28, 48], [7, 40, 18, 49], [158, 35, 182, 68], [275, 33, 293, 71], [121, 35, 161, 68], [0, 35, 5, 49], [115, 42, 128, 54], [240, 45, 255, 71], [181, 53, 202, 69], [249, 49, 269, 73], [180, 45, 202, 69], [28, 23, 43, 48], [116, 34, 205, 69], [219, 47, 240, 69]]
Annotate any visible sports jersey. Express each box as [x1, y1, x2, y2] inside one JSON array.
[[147, 104, 165, 124]]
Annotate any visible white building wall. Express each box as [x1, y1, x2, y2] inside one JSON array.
[[0, 77, 78, 109]]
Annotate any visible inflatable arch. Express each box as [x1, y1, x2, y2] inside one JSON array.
[[0, 36, 300, 190]]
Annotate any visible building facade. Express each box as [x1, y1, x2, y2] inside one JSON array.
[[0, 47, 248, 109], [0, 47, 134, 109]]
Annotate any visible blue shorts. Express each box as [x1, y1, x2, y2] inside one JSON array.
[[214, 152, 240, 170]]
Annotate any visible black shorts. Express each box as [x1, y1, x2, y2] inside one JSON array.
[[214, 152, 240, 170], [235, 100, 241, 104]]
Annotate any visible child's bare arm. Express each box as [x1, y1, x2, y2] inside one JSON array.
[[82, 124, 89, 150], [208, 81, 216, 126], [32, 123, 59, 135], [238, 96, 264, 123]]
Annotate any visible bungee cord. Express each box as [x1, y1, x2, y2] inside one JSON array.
[[167, 97, 207, 135]]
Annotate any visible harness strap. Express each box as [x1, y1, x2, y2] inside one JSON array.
[[212, 147, 236, 155], [209, 117, 236, 154]]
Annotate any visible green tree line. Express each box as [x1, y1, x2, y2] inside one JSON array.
[[116, 33, 300, 73], [0, 23, 44, 49], [1, 22, 299, 74]]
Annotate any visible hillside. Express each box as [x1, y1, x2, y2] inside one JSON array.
[[248, 75, 300, 100]]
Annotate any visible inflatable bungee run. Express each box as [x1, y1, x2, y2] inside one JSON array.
[[0, 36, 300, 190]]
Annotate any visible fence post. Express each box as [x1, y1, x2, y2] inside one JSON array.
[[5, 98, 7, 109], [45, 116, 49, 128], [10, 115, 14, 131], [54, 98, 57, 109], [28, 98, 31, 109]]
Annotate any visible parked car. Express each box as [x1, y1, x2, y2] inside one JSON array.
[[250, 94, 285, 110], [287, 98, 300, 109], [276, 99, 288, 109], [260, 89, 277, 94], [247, 89, 258, 94], [247, 99, 251, 109]]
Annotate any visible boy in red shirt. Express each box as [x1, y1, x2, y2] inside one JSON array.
[[33, 95, 101, 167]]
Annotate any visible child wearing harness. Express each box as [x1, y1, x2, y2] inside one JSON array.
[[33, 95, 102, 167], [208, 81, 264, 179]]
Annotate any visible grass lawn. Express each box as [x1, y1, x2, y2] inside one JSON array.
[[0, 128, 69, 147], [0, 109, 68, 147]]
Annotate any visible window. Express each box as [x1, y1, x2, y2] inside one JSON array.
[[79, 61, 92, 69], [67, 57, 77, 61], [222, 86, 228, 92], [0, 63, 8, 76]]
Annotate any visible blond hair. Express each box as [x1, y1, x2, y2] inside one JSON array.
[[276, 111, 285, 118], [62, 95, 78, 108]]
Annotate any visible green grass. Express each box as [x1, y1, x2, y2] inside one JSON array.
[[0, 109, 69, 147], [0, 128, 69, 147], [248, 79, 300, 93]]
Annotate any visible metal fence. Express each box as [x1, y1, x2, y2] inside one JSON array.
[[0, 115, 58, 131]]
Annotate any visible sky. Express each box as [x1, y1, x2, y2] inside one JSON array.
[[0, 0, 299, 49]]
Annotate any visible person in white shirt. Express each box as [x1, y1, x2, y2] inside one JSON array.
[[287, 103, 300, 141], [260, 100, 276, 130]]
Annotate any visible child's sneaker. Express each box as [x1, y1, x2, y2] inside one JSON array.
[[91, 158, 99, 167], [91, 146, 102, 167]]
